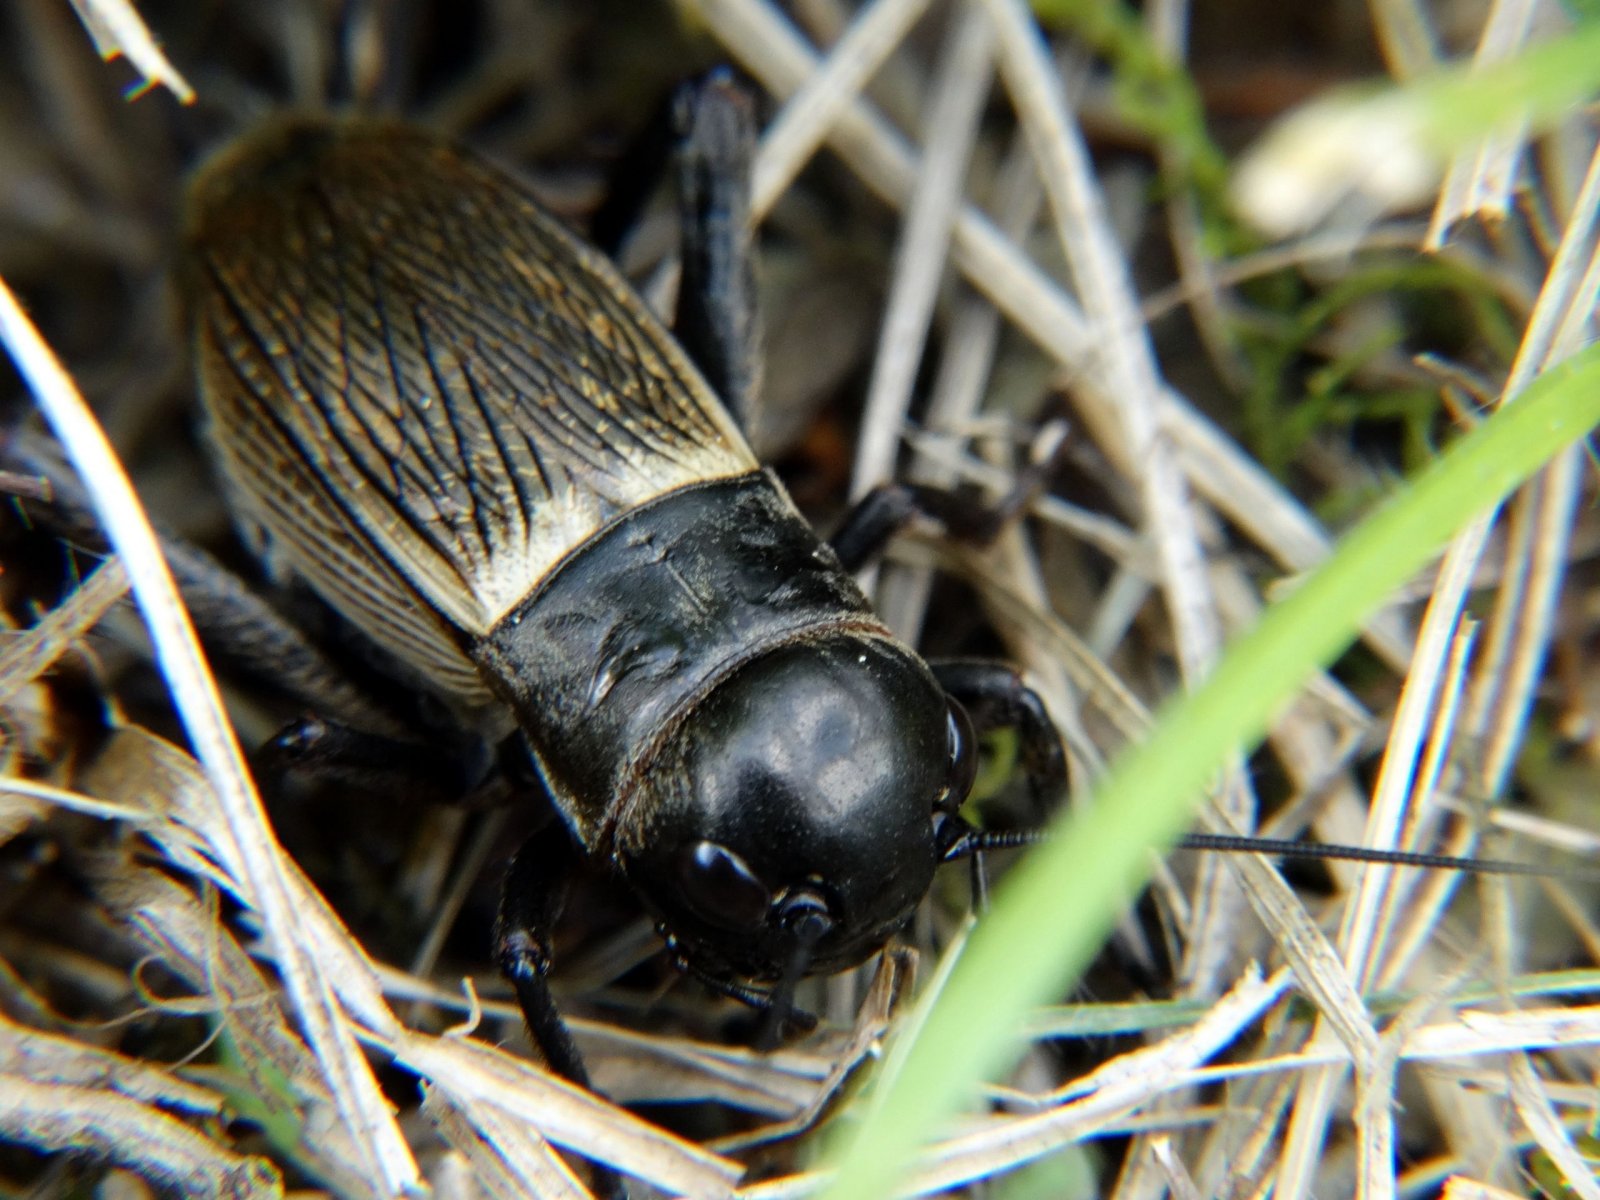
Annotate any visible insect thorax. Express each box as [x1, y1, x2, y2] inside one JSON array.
[[472, 471, 889, 845]]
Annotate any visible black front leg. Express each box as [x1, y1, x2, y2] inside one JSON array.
[[827, 478, 1041, 574], [493, 829, 590, 1089], [931, 660, 1066, 820], [927, 661, 1064, 909], [494, 829, 629, 1200], [827, 428, 1072, 573], [827, 483, 982, 573]]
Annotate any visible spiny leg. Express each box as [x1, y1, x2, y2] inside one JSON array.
[[672, 69, 762, 435], [584, 68, 763, 437], [494, 829, 630, 1200]]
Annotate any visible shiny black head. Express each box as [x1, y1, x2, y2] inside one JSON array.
[[615, 634, 976, 986]]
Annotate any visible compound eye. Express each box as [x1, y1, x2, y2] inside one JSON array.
[[942, 699, 979, 813], [677, 840, 772, 931]]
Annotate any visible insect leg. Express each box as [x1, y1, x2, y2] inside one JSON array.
[[826, 479, 1034, 572], [494, 831, 630, 1200], [926, 661, 1062, 908], [827, 428, 1072, 572], [496, 838, 633, 1200], [584, 68, 762, 432], [672, 69, 762, 433], [5, 438, 495, 802], [0, 431, 407, 737], [494, 830, 591, 1087], [252, 716, 494, 807], [930, 659, 1066, 820]]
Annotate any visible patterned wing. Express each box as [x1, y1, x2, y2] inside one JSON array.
[[187, 119, 758, 708]]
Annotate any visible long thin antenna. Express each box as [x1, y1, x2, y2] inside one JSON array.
[[944, 824, 1593, 882], [1174, 831, 1589, 881]]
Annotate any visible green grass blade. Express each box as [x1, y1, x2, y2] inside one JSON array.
[[821, 345, 1600, 1200]]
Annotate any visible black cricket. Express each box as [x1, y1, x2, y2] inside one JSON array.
[[180, 102, 1062, 1094], [172, 87, 1563, 1149]]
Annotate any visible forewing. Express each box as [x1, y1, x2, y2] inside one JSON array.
[[188, 120, 757, 706]]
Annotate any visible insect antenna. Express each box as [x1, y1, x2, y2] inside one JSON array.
[[1171, 831, 1592, 880], [940, 821, 1593, 882]]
